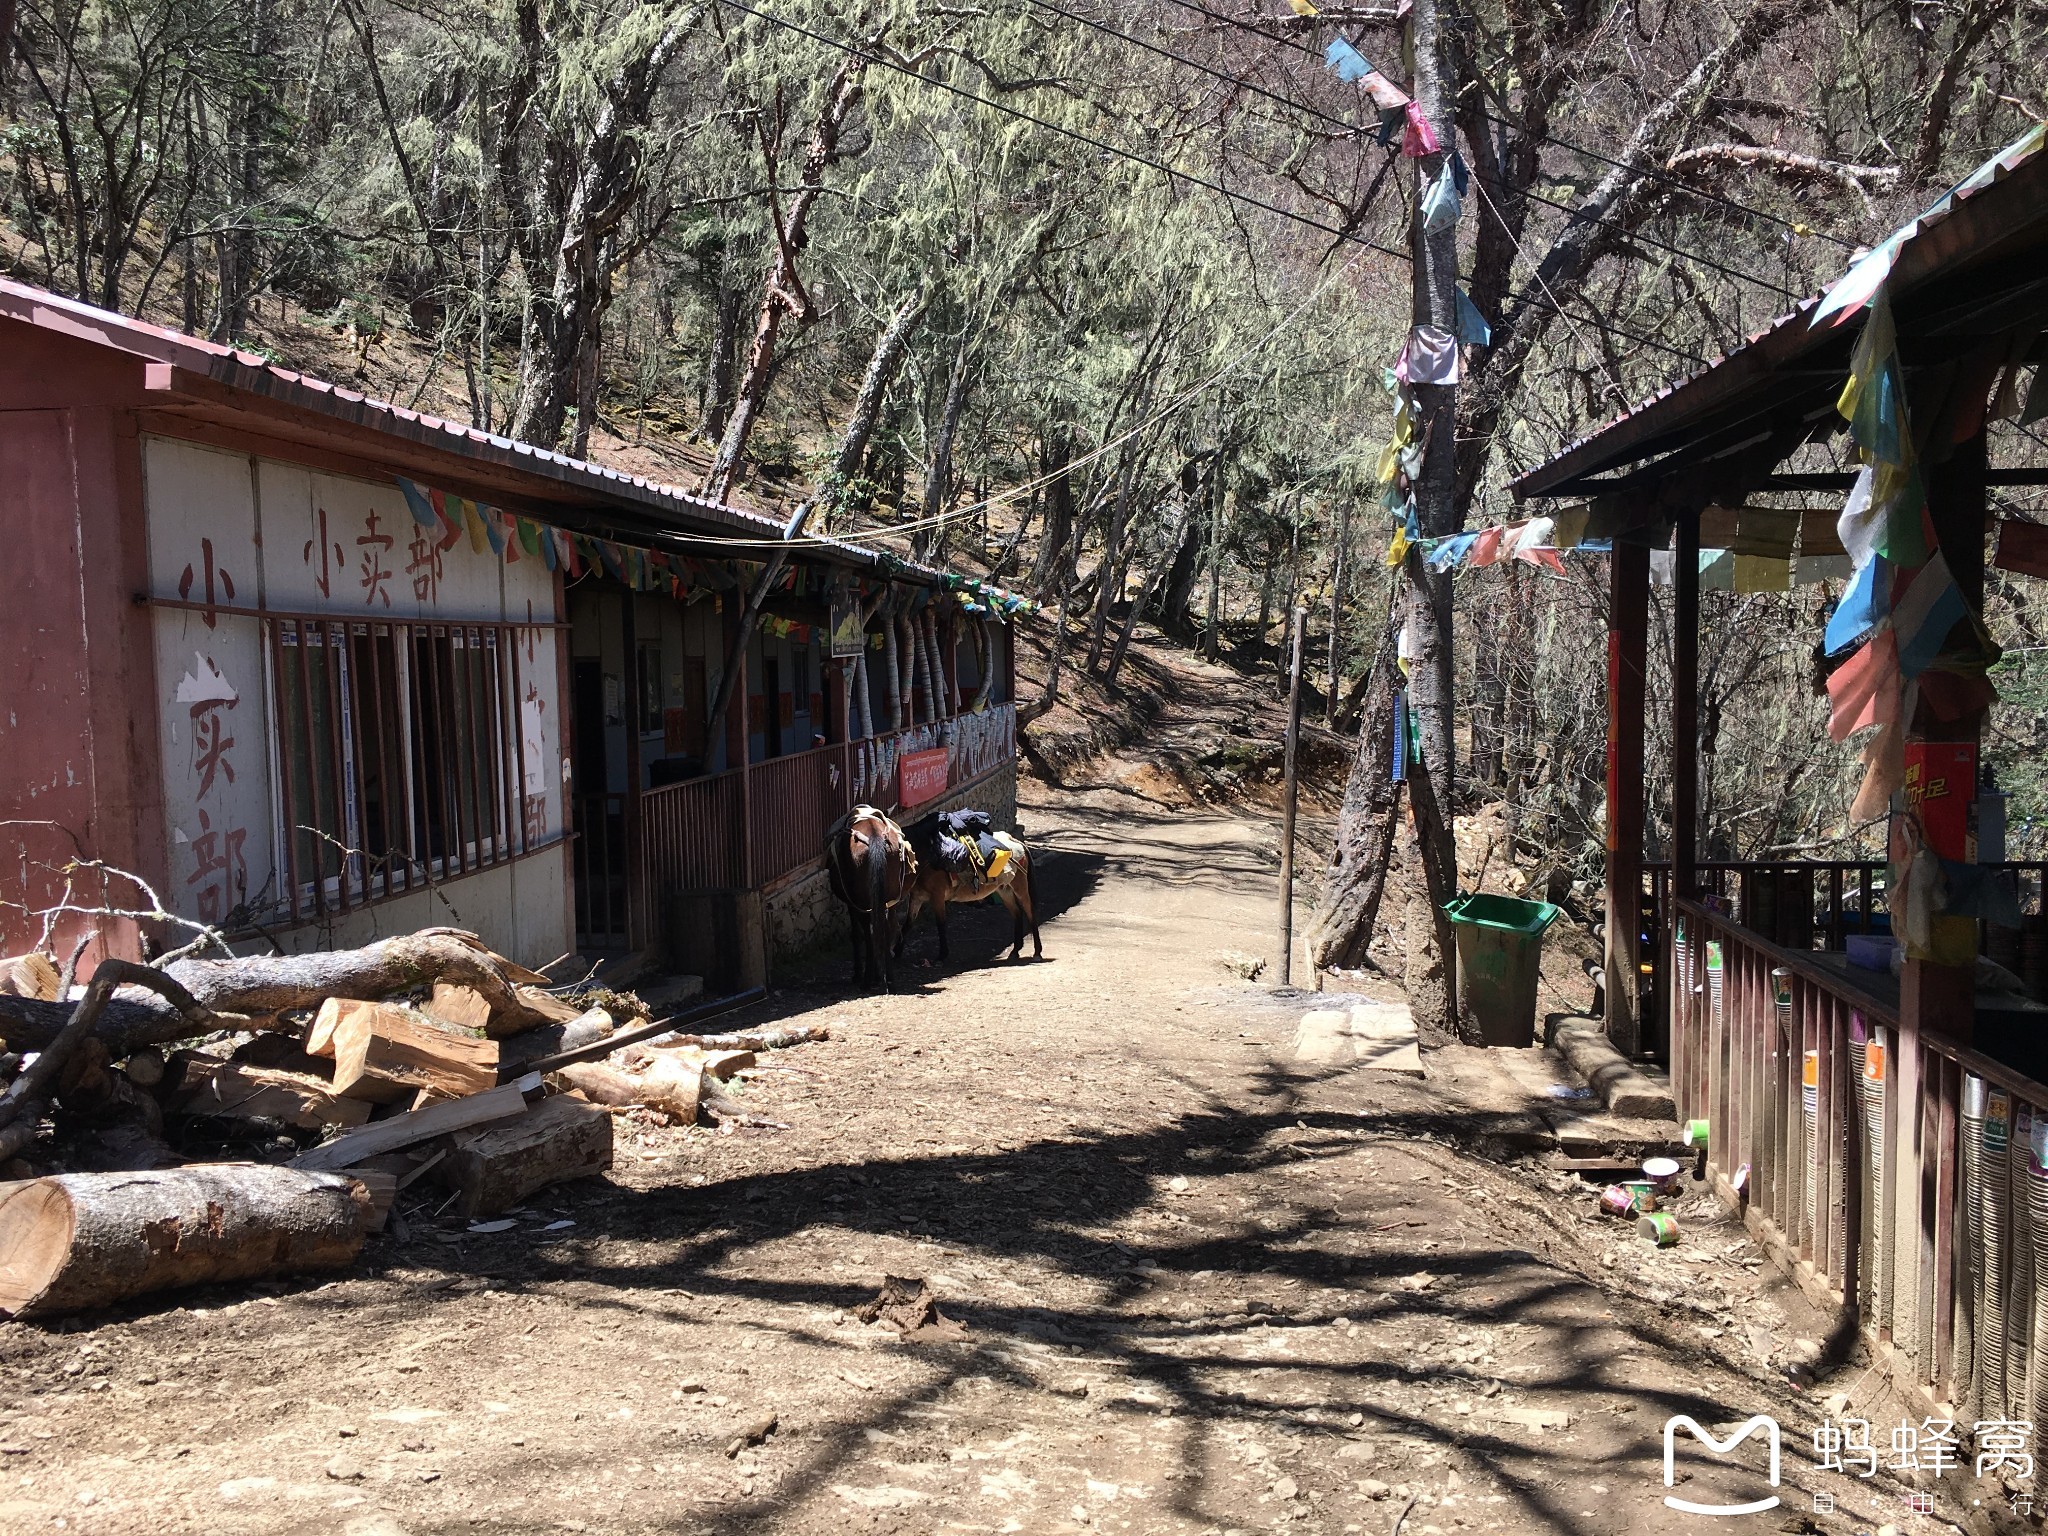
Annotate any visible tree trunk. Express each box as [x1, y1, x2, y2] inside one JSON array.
[[0, 930, 562, 1057], [828, 286, 929, 519], [917, 321, 976, 562], [1205, 464, 1225, 662], [1085, 454, 1139, 671], [881, 605, 903, 729], [1324, 499, 1352, 725], [703, 52, 870, 502], [0, 1166, 370, 1318], [909, 610, 933, 724], [700, 252, 745, 440], [1308, 618, 1403, 971], [1104, 506, 1185, 692], [1028, 428, 1075, 598], [1394, 0, 1464, 1038]]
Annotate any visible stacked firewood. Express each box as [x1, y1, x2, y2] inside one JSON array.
[[0, 930, 825, 1319]]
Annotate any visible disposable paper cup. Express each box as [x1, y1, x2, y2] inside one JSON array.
[[1638, 1211, 1680, 1247]]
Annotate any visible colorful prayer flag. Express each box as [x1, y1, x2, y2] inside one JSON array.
[[1324, 38, 1370, 81], [396, 477, 439, 529]]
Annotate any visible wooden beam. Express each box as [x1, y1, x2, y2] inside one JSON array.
[[1673, 506, 1700, 899], [291, 1073, 545, 1172], [1901, 429, 1990, 1046], [1605, 537, 1651, 1058]]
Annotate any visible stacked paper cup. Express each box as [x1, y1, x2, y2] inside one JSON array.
[[1961, 1074, 1987, 1415], [2009, 1103, 2035, 1418], [1852, 1014, 1886, 1318], [1985, 1087, 2013, 1420], [1802, 1048, 1820, 1245], [1706, 942, 1723, 1032], [2028, 1112, 2048, 1429]]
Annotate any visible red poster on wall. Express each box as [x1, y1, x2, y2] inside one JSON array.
[[1904, 741, 1975, 861], [899, 748, 950, 809]]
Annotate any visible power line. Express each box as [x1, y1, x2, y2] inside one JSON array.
[[720, 0, 1714, 370], [1152, 0, 1859, 250], [1022, 0, 1804, 301]]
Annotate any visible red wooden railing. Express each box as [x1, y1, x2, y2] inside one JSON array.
[[748, 742, 849, 886], [637, 767, 745, 905], [593, 702, 1018, 950], [1671, 898, 2048, 1429]]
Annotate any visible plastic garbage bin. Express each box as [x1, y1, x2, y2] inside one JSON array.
[[1444, 893, 1560, 1048]]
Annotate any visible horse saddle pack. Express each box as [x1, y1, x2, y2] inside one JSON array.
[[933, 809, 1007, 888]]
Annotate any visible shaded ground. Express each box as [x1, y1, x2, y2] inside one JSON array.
[[0, 781, 1985, 1536]]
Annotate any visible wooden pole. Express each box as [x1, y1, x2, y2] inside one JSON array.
[[1604, 537, 1650, 1056], [1673, 505, 1700, 898], [1278, 605, 1306, 986], [1901, 427, 1988, 1045]]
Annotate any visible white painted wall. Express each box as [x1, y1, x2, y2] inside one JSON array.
[[143, 437, 568, 963]]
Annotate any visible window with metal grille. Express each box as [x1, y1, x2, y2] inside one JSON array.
[[273, 617, 537, 919]]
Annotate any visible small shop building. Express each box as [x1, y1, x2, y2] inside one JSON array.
[[0, 280, 1020, 985]]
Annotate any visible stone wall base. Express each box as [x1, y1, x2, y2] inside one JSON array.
[[763, 763, 1020, 974]]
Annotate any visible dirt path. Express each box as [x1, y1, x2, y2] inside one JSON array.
[[0, 782, 1967, 1536]]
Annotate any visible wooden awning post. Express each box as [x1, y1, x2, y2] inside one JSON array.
[[1672, 505, 1700, 899], [1901, 426, 1990, 1045], [1605, 535, 1651, 1057]]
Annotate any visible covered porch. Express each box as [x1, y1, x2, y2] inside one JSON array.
[[1511, 130, 2048, 1416]]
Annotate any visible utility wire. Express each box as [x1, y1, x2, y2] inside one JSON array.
[[1153, 0, 1860, 249], [1023, 0, 1803, 301], [719, 0, 1713, 371]]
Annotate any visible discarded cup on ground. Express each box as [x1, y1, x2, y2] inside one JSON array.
[[1621, 1180, 1660, 1212], [1731, 1162, 1751, 1195], [1638, 1210, 1680, 1246], [1641, 1156, 1681, 1191], [1599, 1185, 1638, 1218]]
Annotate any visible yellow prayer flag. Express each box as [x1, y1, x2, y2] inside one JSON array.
[[458, 497, 490, 555], [1385, 525, 1411, 567], [1376, 439, 1400, 484], [1287, 0, 1319, 14]]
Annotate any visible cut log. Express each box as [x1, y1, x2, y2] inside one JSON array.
[[0, 930, 572, 1058], [169, 1056, 373, 1130], [328, 1003, 498, 1105], [0, 954, 59, 1001], [555, 1059, 700, 1124], [615, 1043, 753, 1081], [434, 1094, 614, 1218], [348, 1170, 398, 1230], [652, 1024, 830, 1052], [497, 1008, 616, 1072], [426, 983, 493, 1033], [0, 1166, 369, 1317], [291, 1074, 544, 1172], [228, 1032, 332, 1078], [121, 1048, 167, 1089]]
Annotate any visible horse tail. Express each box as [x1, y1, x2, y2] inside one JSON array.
[[863, 823, 892, 985]]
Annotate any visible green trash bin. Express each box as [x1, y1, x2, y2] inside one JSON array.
[[1444, 893, 1560, 1048]]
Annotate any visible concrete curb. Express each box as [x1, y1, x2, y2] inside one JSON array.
[[1545, 1016, 1676, 1121]]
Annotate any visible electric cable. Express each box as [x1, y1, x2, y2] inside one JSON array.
[[1152, 0, 1859, 248], [718, 0, 1714, 371], [1022, 0, 1807, 299]]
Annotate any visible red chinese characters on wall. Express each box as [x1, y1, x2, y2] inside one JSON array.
[[178, 538, 237, 628]]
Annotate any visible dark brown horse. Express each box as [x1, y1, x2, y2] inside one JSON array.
[[897, 814, 1042, 963], [824, 805, 917, 990]]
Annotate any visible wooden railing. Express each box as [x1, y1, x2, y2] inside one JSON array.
[[748, 742, 848, 886], [601, 700, 1020, 949], [639, 768, 744, 900], [1670, 898, 2048, 1424]]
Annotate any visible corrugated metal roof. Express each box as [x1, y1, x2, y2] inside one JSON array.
[[0, 277, 946, 584], [1511, 127, 2048, 501]]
